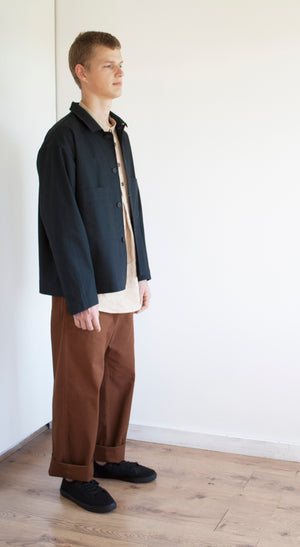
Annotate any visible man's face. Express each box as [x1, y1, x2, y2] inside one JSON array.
[[78, 45, 124, 99]]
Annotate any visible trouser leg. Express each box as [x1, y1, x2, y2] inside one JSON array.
[[49, 297, 135, 481], [49, 297, 106, 481], [94, 312, 135, 462]]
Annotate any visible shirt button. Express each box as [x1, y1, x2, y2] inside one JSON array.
[[116, 201, 122, 208], [112, 167, 118, 174]]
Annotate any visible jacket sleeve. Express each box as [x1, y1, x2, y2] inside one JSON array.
[[37, 132, 98, 315], [136, 185, 151, 282]]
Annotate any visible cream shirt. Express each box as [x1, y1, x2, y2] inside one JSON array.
[[79, 102, 141, 313]]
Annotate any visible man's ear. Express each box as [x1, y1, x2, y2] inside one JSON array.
[[75, 64, 88, 85]]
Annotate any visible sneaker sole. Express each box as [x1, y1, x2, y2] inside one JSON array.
[[60, 489, 117, 513]]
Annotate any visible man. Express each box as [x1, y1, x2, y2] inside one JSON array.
[[37, 31, 156, 513]]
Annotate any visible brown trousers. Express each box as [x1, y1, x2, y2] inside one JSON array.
[[49, 297, 135, 481]]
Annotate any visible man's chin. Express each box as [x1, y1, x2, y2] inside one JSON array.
[[112, 85, 122, 96]]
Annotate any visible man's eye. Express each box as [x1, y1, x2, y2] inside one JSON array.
[[104, 64, 111, 68]]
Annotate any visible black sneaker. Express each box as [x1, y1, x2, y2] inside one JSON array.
[[60, 479, 116, 513], [94, 460, 157, 483]]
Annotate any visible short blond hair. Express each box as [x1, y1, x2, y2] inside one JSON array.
[[69, 31, 121, 88]]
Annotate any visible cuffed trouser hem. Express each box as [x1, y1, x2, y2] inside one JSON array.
[[48, 457, 94, 482], [94, 443, 126, 463]]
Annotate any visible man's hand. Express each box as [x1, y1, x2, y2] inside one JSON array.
[[73, 304, 101, 332], [135, 280, 151, 314]]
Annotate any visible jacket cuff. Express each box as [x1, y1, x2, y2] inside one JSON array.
[[138, 274, 151, 282], [65, 290, 99, 316]]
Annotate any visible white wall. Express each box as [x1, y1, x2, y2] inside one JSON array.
[[56, 0, 300, 458], [0, 0, 55, 455]]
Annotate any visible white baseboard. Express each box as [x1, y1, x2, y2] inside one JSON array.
[[128, 424, 300, 463]]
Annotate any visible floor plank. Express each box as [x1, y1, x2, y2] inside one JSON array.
[[1, 430, 300, 546]]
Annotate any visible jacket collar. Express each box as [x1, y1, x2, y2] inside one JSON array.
[[70, 102, 127, 133]]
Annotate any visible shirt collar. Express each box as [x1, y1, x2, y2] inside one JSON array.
[[70, 102, 127, 133]]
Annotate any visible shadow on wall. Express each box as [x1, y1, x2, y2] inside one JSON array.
[[0, 125, 26, 433]]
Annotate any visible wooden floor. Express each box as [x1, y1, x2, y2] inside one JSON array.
[[1, 431, 300, 546]]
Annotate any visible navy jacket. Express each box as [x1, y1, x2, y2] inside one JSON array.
[[37, 102, 150, 315]]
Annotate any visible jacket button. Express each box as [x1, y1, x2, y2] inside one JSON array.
[[112, 167, 118, 174], [121, 236, 125, 243], [116, 201, 122, 208]]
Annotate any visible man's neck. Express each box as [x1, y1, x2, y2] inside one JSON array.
[[80, 93, 112, 127]]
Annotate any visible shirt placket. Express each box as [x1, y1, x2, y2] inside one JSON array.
[[112, 127, 136, 267]]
